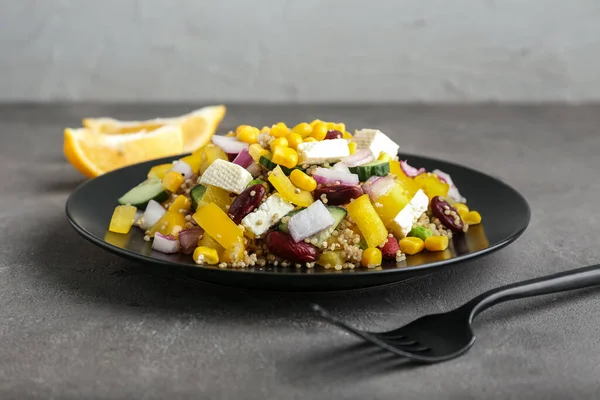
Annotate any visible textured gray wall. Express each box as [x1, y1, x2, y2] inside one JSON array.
[[2, 0, 599, 103]]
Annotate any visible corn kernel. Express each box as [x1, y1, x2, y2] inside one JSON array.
[[304, 137, 318, 143], [168, 195, 192, 213], [309, 119, 323, 128], [235, 125, 249, 135], [398, 237, 425, 255], [311, 122, 329, 141], [193, 246, 219, 265], [290, 169, 317, 191], [377, 152, 392, 162], [361, 247, 382, 267], [236, 125, 259, 144], [225, 131, 235, 137], [270, 137, 288, 151], [334, 123, 346, 132], [454, 203, 469, 220], [348, 142, 357, 154], [291, 122, 313, 138], [286, 132, 304, 149], [272, 146, 298, 169], [248, 143, 271, 162], [148, 163, 173, 180], [260, 126, 271, 133], [424, 236, 449, 252], [464, 211, 482, 225], [342, 131, 353, 139], [109, 205, 137, 234], [162, 171, 185, 192], [270, 122, 290, 138]]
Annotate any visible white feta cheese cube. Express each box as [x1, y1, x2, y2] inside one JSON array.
[[241, 194, 294, 237], [287, 200, 335, 242], [297, 139, 350, 164], [199, 159, 253, 194], [389, 189, 429, 238], [353, 129, 400, 158]]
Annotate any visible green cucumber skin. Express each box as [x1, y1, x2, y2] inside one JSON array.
[[277, 209, 301, 233], [349, 161, 390, 181], [190, 185, 207, 210], [118, 178, 168, 209], [277, 206, 347, 246]]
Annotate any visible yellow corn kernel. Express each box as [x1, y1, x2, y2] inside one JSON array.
[[270, 122, 290, 138], [248, 143, 271, 162], [346, 194, 389, 248], [311, 122, 329, 141], [268, 166, 314, 207], [348, 142, 357, 154], [197, 185, 233, 211], [162, 171, 185, 192], [398, 237, 425, 255], [193, 202, 243, 249], [424, 236, 449, 252], [464, 211, 482, 225], [148, 211, 186, 237], [286, 132, 304, 149], [271, 146, 298, 169], [270, 137, 288, 151], [198, 232, 224, 252], [225, 131, 235, 137], [260, 126, 271, 133], [309, 119, 323, 128], [361, 247, 382, 268], [343, 131, 353, 139], [199, 145, 228, 175], [236, 125, 259, 144], [168, 195, 192, 213], [148, 163, 173, 180], [292, 122, 313, 138], [454, 203, 470, 220], [109, 205, 137, 234], [235, 125, 249, 135], [290, 169, 317, 191], [334, 123, 346, 132], [378, 152, 393, 162], [180, 154, 202, 174], [193, 246, 219, 265], [304, 137, 318, 143]]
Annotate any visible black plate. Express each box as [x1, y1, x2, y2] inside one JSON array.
[[66, 153, 530, 292]]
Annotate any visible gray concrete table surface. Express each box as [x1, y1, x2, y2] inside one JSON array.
[[1, 104, 599, 400]]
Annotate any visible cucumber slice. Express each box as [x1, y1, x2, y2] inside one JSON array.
[[259, 155, 302, 175], [278, 206, 347, 246], [190, 184, 207, 210], [118, 178, 168, 209], [349, 160, 390, 182]]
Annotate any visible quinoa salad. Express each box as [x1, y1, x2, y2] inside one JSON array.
[[108, 120, 483, 270]]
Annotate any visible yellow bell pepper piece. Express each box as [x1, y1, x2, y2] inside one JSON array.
[[454, 203, 469, 220], [424, 236, 449, 252], [377, 152, 393, 162], [199, 144, 227, 175], [290, 169, 317, 192], [148, 211, 186, 237], [346, 194, 388, 248], [399, 237, 425, 255], [271, 146, 298, 169], [162, 171, 185, 192], [198, 232, 224, 252], [248, 143, 271, 162], [268, 166, 314, 207], [147, 163, 173, 180], [168, 195, 192, 213], [108, 205, 137, 234], [464, 211, 482, 225], [361, 247, 382, 267], [180, 154, 203, 174], [221, 240, 246, 263], [348, 142, 357, 154], [193, 202, 243, 249], [197, 185, 232, 211], [317, 250, 345, 268], [375, 182, 413, 227], [414, 173, 449, 200], [389, 161, 420, 195], [193, 246, 220, 265]]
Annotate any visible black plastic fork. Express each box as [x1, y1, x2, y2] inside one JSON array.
[[312, 264, 600, 364]]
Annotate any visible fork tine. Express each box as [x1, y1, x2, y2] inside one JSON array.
[[311, 304, 423, 361]]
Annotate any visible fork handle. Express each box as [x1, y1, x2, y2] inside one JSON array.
[[464, 264, 600, 321]]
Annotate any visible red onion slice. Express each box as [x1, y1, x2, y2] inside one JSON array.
[[212, 135, 249, 154], [152, 233, 181, 254], [400, 160, 426, 177], [331, 162, 350, 173], [141, 200, 166, 230], [246, 162, 262, 177], [178, 227, 204, 254], [232, 148, 253, 168], [313, 167, 359, 186], [433, 169, 467, 203], [170, 160, 193, 179], [343, 149, 374, 167], [362, 175, 395, 201]]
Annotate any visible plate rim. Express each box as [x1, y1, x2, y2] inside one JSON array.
[[65, 152, 531, 280]]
